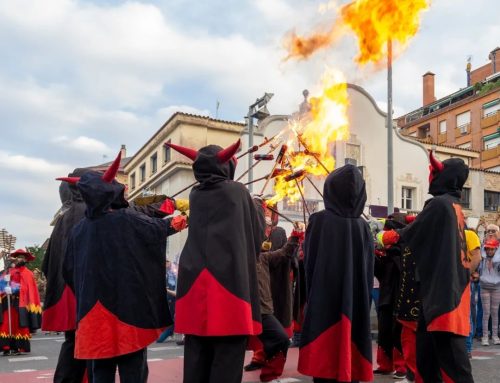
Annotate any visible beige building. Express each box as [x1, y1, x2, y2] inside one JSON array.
[[124, 113, 244, 257]]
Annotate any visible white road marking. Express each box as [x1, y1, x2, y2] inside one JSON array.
[[147, 358, 163, 362], [149, 346, 180, 351], [272, 379, 301, 383], [31, 337, 64, 341], [8, 356, 49, 362], [13, 369, 37, 372], [472, 356, 492, 360]]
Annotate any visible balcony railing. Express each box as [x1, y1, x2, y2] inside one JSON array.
[[481, 145, 500, 162], [481, 111, 499, 129], [455, 123, 471, 138], [438, 132, 447, 144]]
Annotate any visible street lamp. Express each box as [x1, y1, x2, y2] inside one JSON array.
[[247, 93, 274, 192]]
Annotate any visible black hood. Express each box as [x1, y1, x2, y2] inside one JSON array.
[[61, 168, 89, 204], [77, 171, 128, 218], [323, 164, 366, 218], [192, 145, 236, 187], [428, 158, 469, 198]]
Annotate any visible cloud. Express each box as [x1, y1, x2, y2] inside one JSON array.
[[52, 135, 110, 153], [0, 150, 68, 175]]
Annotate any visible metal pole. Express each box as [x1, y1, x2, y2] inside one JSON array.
[[247, 108, 254, 192], [387, 39, 394, 215]]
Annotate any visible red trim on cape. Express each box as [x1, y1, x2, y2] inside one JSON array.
[[175, 268, 262, 336], [427, 283, 470, 336], [17, 267, 41, 314], [75, 301, 163, 359], [42, 285, 77, 331], [298, 314, 373, 381]]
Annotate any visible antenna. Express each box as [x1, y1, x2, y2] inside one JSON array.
[[215, 100, 220, 119]]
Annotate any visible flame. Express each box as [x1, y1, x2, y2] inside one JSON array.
[[285, 0, 429, 65], [341, 0, 429, 65], [267, 70, 349, 205]]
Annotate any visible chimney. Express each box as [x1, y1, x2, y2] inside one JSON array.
[[120, 144, 126, 159], [466, 59, 471, 87], [489, 47, 499, 74], [423, 72, 435, 106]]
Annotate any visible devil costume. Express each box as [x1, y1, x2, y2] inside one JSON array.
[[167, 140, 265, 383], [298, 164, 374, 383], [62, 152, 186, 382], [42, 168, 87, 382], [380, 153, 473, 383], [0, 250, 41, 354]]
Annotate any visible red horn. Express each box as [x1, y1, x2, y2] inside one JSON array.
[[102, 151, 122, 183], [429, 150, 444, 172], [165, 142, 198, 161], [56, 177, 80, 184], [217, 139, 241, 163]]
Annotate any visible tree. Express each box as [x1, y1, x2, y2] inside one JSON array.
[[26, 245, 45, 272]]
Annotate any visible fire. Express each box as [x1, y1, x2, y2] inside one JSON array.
[[267, 70, 349, 205], [285, 0, 430, 65], [284, 25, 342, 61], [341, 0, 429, 65]]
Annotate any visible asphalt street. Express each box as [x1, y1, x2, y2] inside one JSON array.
[[1, 332, 500, 382]]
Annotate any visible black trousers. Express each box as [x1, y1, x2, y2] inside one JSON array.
[[92, 348, 148, 383], [54, 331, 87, 383], [378, 305, 403, 356], [259, 314, 289, 358], [183, 335, 247, 383], [416, 314, 474, 383]]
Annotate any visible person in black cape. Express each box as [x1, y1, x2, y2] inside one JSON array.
[[61, 151, 188, 383], [42, 167, 88, 383], [379, 153, 473, 382], [298, 164, 374, 383], [166, 139, 265, 383]]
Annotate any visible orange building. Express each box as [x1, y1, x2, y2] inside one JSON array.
[[398, 47, 500, 171]]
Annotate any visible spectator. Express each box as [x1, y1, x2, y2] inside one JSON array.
[[479, 239, 500, 346], [157, 260, 177, 343]]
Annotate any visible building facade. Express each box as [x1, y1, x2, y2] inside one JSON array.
[[397, 47, 500, 171]]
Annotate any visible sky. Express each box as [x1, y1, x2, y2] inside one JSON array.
[[0, 0, 498, 247]]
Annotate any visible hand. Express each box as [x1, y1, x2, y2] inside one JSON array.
[[159, 198, 176, 215], [293, 221, 305, 232], [4, 286, 11, 295], [171, 215, 188, 231], [175, 199, 189, 213]]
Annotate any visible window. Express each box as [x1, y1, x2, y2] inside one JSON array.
[[484, 133, 500, 150], [163, 139, 171, 163], [484, 191, 500, 212], [401, 187, 414, 210], [417, 123, 430, 139], [460, 187, 471, 209], [456, 111, 471, 134], [139, 164, 146, 183], [150, 152, 158, 174], [282, 198, 319, 214], [439, 120, 447, 134], [130, 173, 136, 190], [483, 99, 499, 118]]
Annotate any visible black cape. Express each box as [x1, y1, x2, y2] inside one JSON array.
[[42, 169, 87, 331], [63, 171, 177, 359], [399, 158, 470, 336], [298, 164, 374, 381], [174, 145, 265, 336]]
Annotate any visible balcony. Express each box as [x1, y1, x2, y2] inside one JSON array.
[[481, 145, 500, 162], [455, 123, 471, 138], [481, 111, 499, 129], [438, 132, 447, 144]]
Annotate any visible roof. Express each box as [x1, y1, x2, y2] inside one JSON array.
[[412, 137, 481, 153], [93, 157, 132, 170], [126, 112, 246, 171]]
